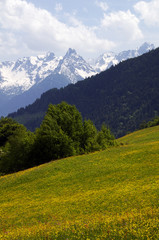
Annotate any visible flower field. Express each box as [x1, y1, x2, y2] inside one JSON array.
[[0, 126, 159, 239]]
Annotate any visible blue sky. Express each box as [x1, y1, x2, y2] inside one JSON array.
[[0, 0, 159, 61]]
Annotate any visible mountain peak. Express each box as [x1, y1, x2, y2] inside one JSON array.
[[138, 42, 155, 55], [65, 48, 77, 57], [45, 52, 55, 61]]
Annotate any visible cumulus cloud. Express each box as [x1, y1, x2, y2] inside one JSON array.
[[0, 32, 19, 58], [134, 0, 159, 26], [95, 1, 108, 11], [101, 10, 143, 41], [0, 0, 114, 60]]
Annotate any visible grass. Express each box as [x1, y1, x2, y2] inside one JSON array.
[[0, 126, 159, 239]]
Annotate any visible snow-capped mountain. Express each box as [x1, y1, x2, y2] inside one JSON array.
[[0, 42, 155, 116], [0, 52, 62, 96], [91, 42, 155, 73], [0, 42, 154, 97], [0, 48, 96, 97], [92, 52, 118, 72], [55, 48, 96, 84], [0, 48, 98, 116]]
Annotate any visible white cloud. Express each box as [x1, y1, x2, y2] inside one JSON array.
[[0, 0, 114, 60], [0, 32, 19, 58], [101, 10, 143, 41], [55, 3, 63, 13], [95, 1, 108, 11], [134, 0, 159, 26]]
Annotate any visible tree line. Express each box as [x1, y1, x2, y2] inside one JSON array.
[[0, 102, 116, 175], [139, 116, 159, 129]]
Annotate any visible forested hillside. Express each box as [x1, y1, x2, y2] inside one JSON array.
[[9, 48, 159, 137]]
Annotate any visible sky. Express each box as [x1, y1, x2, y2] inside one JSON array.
[[0, 0, 159, 61]]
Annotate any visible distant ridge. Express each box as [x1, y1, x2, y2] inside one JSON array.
[[9, 46, 159, 137], [90, 42, 155, 72]]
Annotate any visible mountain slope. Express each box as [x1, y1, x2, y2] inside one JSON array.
[[0, 126, 158, 239], [0, 74, 70, 116], [9, 47, 159, 137]]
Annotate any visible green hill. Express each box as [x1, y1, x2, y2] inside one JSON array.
[[0, 126, 159, 239]]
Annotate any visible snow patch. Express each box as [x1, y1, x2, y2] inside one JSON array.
[[0, 66, 33, 95], [30, 56, 38, 65], [76, 69, 96, 79]]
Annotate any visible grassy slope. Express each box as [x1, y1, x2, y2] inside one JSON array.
[[0, 126, 159, 239]]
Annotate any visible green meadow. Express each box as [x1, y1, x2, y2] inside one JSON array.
[[0, 126, 159, 239]]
